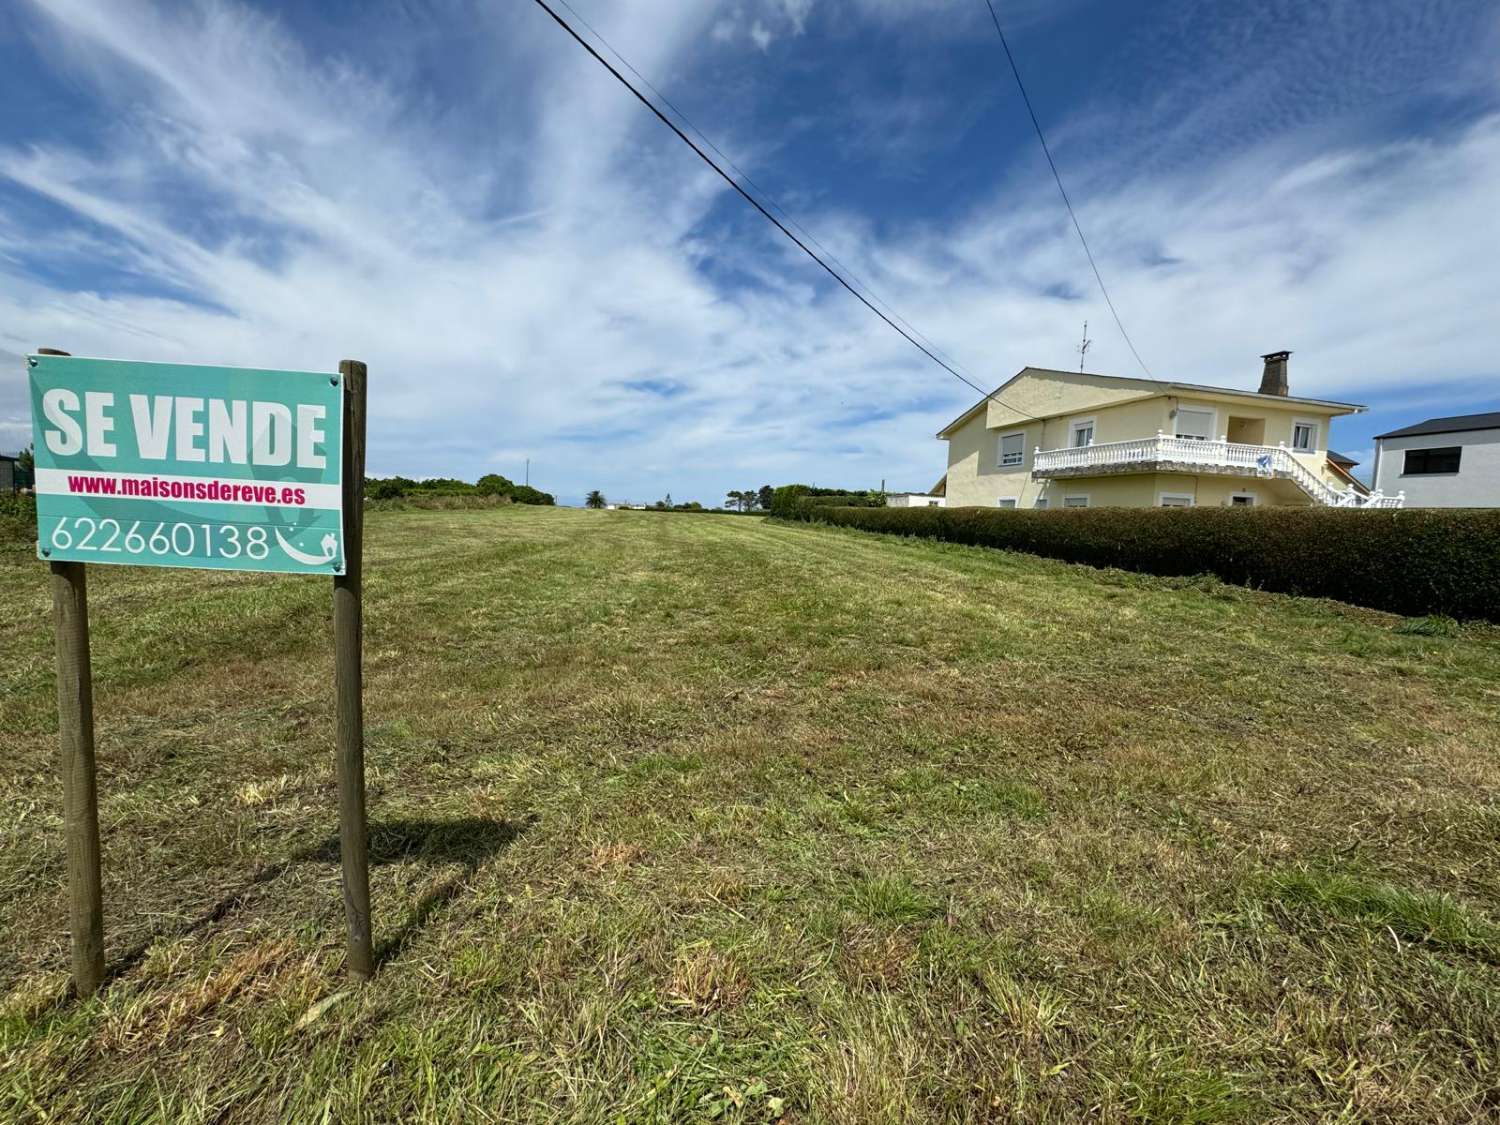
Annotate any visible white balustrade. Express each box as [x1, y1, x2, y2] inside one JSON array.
[[1030, 433, 1403, 508]]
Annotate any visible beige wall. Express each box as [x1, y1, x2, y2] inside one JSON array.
[[944, 408, 1038, 508], [984, 369, 1156, 430], [1027, 473, 1310, 509], [1144, 473, 1311, 507]]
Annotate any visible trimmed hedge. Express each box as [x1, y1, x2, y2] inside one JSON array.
[[775, 503, 1500, 621]]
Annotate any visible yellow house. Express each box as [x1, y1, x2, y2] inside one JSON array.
[[937, 352, 1404, 509]]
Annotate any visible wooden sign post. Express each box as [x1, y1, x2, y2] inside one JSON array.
[[333, 360, 373, 979], [41, 348, 106, 997], [28, 348, 373, 994]]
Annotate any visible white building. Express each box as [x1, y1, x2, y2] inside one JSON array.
[[886, 476, 947, 507], [887, 492, 945, 508], [1372, 412, 1500, 508]]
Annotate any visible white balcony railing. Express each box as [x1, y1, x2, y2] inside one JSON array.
[[1031, 433, 1404, 508]]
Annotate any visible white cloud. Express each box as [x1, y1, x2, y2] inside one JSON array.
[[780, 0, 813, 34], [0, 0, 1497, 502]]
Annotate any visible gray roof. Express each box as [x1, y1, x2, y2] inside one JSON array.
[[1327, 450, 1358, 466], [1375, 412, 1500, 440]]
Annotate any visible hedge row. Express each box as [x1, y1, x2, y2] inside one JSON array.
[[775, 503, 1500, 621], [770, 485, 887, 509]]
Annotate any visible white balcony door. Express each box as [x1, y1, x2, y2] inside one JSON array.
[[1176, 407, 1215, 441]]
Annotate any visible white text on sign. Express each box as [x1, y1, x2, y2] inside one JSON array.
[[40, 392, 329, 469]]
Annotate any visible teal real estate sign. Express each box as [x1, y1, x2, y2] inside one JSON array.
[[28, 354, 346, 575]]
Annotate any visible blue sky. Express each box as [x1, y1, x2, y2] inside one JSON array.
[[2, 0, 1498, 504]]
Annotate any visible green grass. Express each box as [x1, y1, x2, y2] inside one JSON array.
[[2, 507, 1499, 1122]]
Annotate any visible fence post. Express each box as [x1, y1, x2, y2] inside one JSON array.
[[333, 359, 373, 979]]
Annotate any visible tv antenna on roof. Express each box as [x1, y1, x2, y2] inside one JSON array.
[[1077, 320, 1092, 373]]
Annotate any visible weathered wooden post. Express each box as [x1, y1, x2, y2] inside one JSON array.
[[38, 346, 106, 997], [333, 359, 373, 979]]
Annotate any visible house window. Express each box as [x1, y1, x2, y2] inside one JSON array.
[[1229, 494, 1256, 507], [1034, 498, 1048, 510], [1291, 420, 1318, 452], [998, 431, 1025, 467], [1159, 494, 1194, 507], [1063, 496, 1089, 508], [1069, 418, 1095, 448], [997, 498, 1018, 509], [1175, 408, 1214, 441], [926, 499, 941, 506], [1403, 446, 1461, 475]]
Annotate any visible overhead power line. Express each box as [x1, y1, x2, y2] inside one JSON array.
[[550, 0, 981, 389], [981, 0, 1155, 380], [529, 0, 1043, 420]]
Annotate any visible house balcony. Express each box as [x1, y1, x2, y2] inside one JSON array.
[[1031, 433, 1403, 508]]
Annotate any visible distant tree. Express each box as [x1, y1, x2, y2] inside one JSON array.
[[365, 475, 416, 500], [510, 485, 554, 506], [586, 490, 606, 509], [756, 484, 773, 511], [17, 443, 34, 475], [665, 493, 673, 508], [475, 473, 515, 496]]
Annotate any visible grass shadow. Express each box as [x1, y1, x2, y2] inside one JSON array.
[[296, 816, 531, 967], [90, 818, 528, 994], [101, 860, 293, 990], [294, 816, 526, 867]]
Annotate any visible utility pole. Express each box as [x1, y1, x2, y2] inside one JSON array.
[[525, 458, 529, 487]]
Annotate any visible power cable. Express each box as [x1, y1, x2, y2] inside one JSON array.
[[551, 0, 982, 386], [529, 0, 1044, 420], [981, 0, 1155, 379]]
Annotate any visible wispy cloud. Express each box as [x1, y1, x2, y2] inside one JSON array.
[[0, 0, 1496, 503]]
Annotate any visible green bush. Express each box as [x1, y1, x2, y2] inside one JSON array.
[[0, 492, 36, 521], [0, 492, 37, 545], [776, 504, 1500, 621]]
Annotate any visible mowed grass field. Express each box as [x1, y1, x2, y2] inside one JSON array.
[[2, 506, 1499, 1123]]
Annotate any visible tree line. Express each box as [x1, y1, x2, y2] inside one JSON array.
[[585, 484, 777, 512], [366, 474, 554, 505], [586, 484, 888, 513]]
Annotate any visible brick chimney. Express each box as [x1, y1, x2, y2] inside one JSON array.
[[1259, 350, 1290, 396]]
